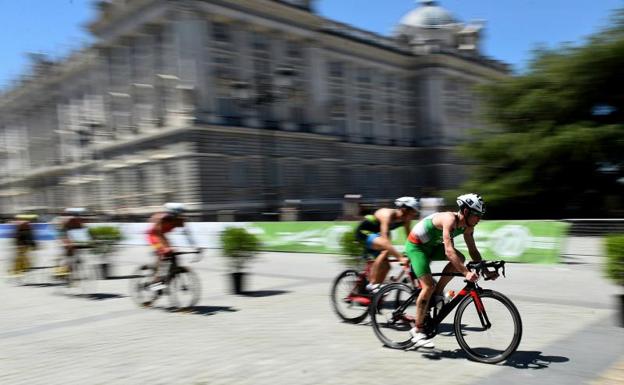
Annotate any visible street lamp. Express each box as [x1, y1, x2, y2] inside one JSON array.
[[229, 65, 297, 219]]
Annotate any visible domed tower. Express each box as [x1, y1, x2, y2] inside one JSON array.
[[395, 0, 483, 54]]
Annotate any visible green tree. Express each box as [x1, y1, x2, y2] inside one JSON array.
[[460, 9, 624, 218]]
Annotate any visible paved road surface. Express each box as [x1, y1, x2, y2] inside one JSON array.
[[0, 237, 622, 385]]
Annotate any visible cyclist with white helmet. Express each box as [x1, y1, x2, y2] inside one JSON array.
[[354, 197, 419, 292], [55, 208, 89, 276], [146, 203, 197, 292], [404, 193, 497, 349]]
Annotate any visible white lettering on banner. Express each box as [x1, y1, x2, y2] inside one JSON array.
[[251, 225, 353, 250], [453, 225, 558, 258], [488, 225, 531, 257]]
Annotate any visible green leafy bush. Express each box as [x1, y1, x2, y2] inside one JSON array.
[[339, 228, 365, 267], [88, 226, 123, 255], [221, 227, 261, 271], [605, 234, 624, 286]]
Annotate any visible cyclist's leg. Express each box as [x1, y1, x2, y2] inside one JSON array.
[[11, 246, 26, 274], [366, 233, 389, 284], [18, 245, 32, 272], [433, 247, 465, 296], [65, 246, 75, 273], [147, 234, 166, 283], [369, 250, 390, 285], [404, 241, 435, 346]]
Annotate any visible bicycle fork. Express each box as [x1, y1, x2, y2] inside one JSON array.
[[470, 290, 492, 330]]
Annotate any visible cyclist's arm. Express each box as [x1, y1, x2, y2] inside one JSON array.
[[463, 228, 482, 262], [58, 227, 73, 248], [402, 220, 412, 237], [465, 229, 498, 279], [442, 216, 470, 276], [181, 224, 197, 248], [378, 210, 409, 266]]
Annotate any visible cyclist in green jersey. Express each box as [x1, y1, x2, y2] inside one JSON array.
[[405, 193, 497, 348], [355, 197, 419, 292]]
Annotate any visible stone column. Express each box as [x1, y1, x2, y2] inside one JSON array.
[[231, 22, 259, 127], [424, 70, 445, 145], [307, 43, 330, 133]]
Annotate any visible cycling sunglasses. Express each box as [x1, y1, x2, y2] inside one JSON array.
[[469, 209, 484, 218]]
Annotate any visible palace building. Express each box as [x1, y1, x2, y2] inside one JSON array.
[[0, 0, 507, 220]]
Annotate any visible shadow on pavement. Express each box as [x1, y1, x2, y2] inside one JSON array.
[[239, 290, 290, 297], [180, 305, 239, 316], [70, 293, 127, 301], [21, 282, 65, 287], [104, 275, 142, 280], [501, 350, 570, 369], [419, 348, 569, 369]]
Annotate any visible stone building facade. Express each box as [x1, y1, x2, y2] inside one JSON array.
[[0, 0, 507, 220]]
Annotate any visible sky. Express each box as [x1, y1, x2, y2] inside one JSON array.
[[0, 0, 623, 89]]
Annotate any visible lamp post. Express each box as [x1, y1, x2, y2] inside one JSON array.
[[229, 65, 296, 220]]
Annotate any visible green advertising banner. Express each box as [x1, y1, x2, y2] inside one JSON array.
[[246, 220, 571, 264]]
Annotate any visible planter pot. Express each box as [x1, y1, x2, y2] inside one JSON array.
[[231, 272, 246, 294], [619, 294, 624, 328], [100, 263, 110, 279]]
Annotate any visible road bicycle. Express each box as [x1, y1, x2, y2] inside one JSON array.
[[53, 243, 100, 294], [129, 249, 202, 309], [369, 260, 522, 364], [330, 253, 413, 324], [5, 245, 34, 284]]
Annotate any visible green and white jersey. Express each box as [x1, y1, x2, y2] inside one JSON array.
[[407, 213, 464, 249]]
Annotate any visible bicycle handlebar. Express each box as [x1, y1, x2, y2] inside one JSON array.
[[466, 260, 506, 280]]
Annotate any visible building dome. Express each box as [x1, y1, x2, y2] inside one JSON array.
[[399, 0, 456, 28]]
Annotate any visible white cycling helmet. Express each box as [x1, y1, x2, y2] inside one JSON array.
[[164, 202, 186, 215], [456, 193, 486, 215], [394, 196, 420, 211]]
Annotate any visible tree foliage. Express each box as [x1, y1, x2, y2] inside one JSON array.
[[459, 9, 624, 218]]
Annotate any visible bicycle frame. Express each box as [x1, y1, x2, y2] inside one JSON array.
[[346, 257, 408, 304], [392, 273, 490, 337]]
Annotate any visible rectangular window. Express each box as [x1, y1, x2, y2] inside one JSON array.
[[328, 61, 344, 78], [213, 22, 230, 42], [229, 159, 248, 188], [357, 68, 371, 83]]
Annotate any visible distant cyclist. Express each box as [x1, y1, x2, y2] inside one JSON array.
[[405, 193, 497, 349], [146, 203, 198, 292], [355, 197, 419, 292], [55, 208, 89, 276], [10, 214, 38, 276]]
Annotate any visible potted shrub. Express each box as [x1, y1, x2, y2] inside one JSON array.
[[604, 234, 624, 327], [220, 226, 260, 294], [88, 225, 123, 279]]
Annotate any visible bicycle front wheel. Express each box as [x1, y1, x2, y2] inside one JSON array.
[[169, 267, 201, 309], [330, 269, 370, 324], [370, 283, 417, 349], [454, 290, 522, 364]]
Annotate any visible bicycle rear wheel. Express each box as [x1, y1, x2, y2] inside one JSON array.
[[68, 258, 97, 295], [330, 269, 370, 323], [169, 267, 201, 309], [370, 283, 417, 349], [129, 265, 159, 306], [454, 290, 522, 364]]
